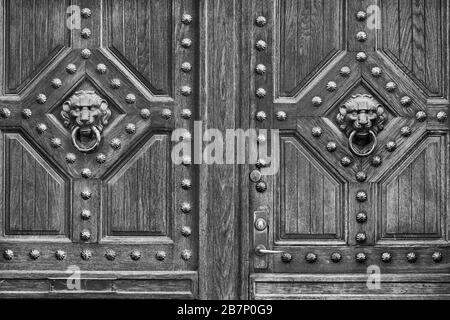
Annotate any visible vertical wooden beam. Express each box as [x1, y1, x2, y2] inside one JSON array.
[[198, 0, 249, 299]]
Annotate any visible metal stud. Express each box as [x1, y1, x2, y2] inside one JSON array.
[[181, 62, 192, 73], [181, 202, 192, 214], [406, 252, 417, 263], [182, 155, 192, 166], [255, 64, 267, 75], [341, 156, 352, 167], [256, 88, 266, 98], [326, 81, 337, 92], [356, 172, 367, 182], [432, 252, 443, 263], [356, 31, 367, 42], [29, 249, 40, 260], [356, 11, 367, 21], [55, 250, 66, 261], [22, 109, 32, 119], [181, 249, 192, 261], [81, 209, 91, 220], [50, 138, 62, 148], [161, 109, 172, 120], [81, 48, 91, 59], [371, 156, 382, 167], [181, 38, 192, 48], [355, 252, 367, 263], [81, 249, 92, 261], [181, 86, 192, 96], [181, 226, 192, 237], [181, 14, 193, 25], [340, 66, 351, 77], [255, 16, 267, 27], [81, 190, 92, 200], [80, 229, 91, 241], [356, 212, 368, 223], [385, 82, 397, 92], [96, 64, 107, 74], [437, 111, 448, 122], [312, 96, 322, 106], [400, 126, 412, 137], [381, 252, 392, 263], [371, 67, 382, 77], [110, 138, 121, 150], [416, 111, 427, 122], [255, 40, 267, 51], [326, 142, 337, 152], [386, 141, 397, 152], [51, 78, 62, 88], [36, 123, 47, 134], [65, 153, 76, 164], [111, 79, 121, 89], [125, 94, 136, 104], [125, 123, 136, 134], [256, 158, 268, 169], [276, 111, 287, 121], [257, 134, 266, 144], [356, 191, 368, 202], [331, 252, 342, 263], [66, 63, 77, 74], [155, 251, 166, 261], [130, 250, 141, 261], [105, 250, 116, 261], [256, 111, 267, 122], [96, 153, 106, 164], [81, 8, 91, 18], [356, 52, 367, 62], [0, 107, 11, 118], [81, 168, 92, 179], [140, 108, 151, 119], [256, 181, 267, 193], [311, 127, 322, 138], [281, 253, 293, 263], [400, 96, 412, 106], [36, 94, 47, 104], [181, 179, 192, 190], [81, 28, 91, 39], [181, 109, 192, 119], [3, 249, 14, 260], [355, 232, 367, 243], [305, 253, 317, 263]]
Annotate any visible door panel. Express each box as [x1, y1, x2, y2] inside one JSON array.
[[0, 0, 198, 298], [250, 0, 449, 299]]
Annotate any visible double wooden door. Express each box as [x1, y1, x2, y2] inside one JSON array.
[[0, 0, 449, 299]]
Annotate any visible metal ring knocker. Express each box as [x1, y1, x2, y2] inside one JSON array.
[[348, 130, 377, 157], [71, 126, 102, 153]]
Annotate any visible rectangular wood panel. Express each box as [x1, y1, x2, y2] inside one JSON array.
[[380, 138, 442, 240], [2, 133, 68, 236]]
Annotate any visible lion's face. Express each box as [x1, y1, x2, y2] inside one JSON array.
[[337, 94, 385, 137], [61, 90, 111, 136]]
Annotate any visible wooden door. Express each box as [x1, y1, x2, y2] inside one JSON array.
[[249, 0, 450, 299], [0, 0, 198, 297]]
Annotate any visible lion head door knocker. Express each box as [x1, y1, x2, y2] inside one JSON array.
[[337, 94, 386, 157], [61, 90, 111, 153]]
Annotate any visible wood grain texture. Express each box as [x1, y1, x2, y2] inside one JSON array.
[[198, 0, 243, 299], [278, 137, 341, 240], [5, 0, 69, 93], [277, 0, 342, 96], [106, 0, 172, 95], [381, 137, 442, 239], [3, 132, 68, 236], [105, 135, 169, 236], [381, 0, 445, 96]]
